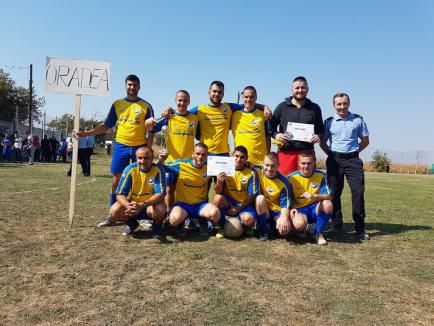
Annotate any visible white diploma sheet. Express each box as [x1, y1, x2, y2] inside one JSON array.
[[207, 156, 235, 177], [286, 122, 315, 142]]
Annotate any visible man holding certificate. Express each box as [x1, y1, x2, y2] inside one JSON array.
[[163, 143, 221, 237], [213, 146, 265, 239], [270, 76, 324, 176]]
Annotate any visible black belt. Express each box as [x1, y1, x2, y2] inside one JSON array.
[[331, 151, 359, 159]]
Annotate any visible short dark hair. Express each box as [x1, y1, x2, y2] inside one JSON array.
[[234, 145, 248, 157], [209, 80, 224, 89], [125, 74, 140, 85], [292, 76, 307, 84], [264, 151, 279, 162], [176, 89, 190, 100], [333, 92, 350, 105], [194, 142, 208, 151], [298, 150, 316, 161], [137, 145, 153, 155], [242, 86, 257, 98]]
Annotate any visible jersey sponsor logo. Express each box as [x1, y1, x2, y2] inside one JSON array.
[[221, 107, 227, 113], [147, 177, 154, 184], [251, 118, 259, 125], [202, 173, 208, 178], [311, 183, 319, 190], [266, 186, 274, 193], [241, 176, 248, 184], [189, 121, 194, 128], [134, 108, 141, 114]]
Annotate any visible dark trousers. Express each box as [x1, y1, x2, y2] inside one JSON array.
[[326, 155, 366, 233], [85, 147, 93, 175], [14, 148, 22, 162], [68, 148, 89, 176]]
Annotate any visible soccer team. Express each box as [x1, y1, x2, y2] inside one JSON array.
[[78, 74, 370, 244]]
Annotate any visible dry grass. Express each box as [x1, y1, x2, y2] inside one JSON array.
[[0, 151, 433, 325]]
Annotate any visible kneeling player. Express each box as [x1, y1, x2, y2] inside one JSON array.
[[288, 151, 333, 245], [164, 143, 220, 237], [255, 152, 292, 239], [213, 146, 263, 239], [109, 146, 167, 237]]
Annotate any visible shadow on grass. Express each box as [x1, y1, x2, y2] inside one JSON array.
[[0, 162, 27, 168]]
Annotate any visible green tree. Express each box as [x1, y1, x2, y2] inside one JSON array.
[[372, 150, 391, 172], [0, 69, 45, 124]]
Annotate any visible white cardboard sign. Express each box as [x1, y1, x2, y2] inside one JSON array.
[[45, 57, 110, 96]]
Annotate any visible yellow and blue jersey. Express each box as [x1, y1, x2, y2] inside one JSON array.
[[255, 166, 291, 212], [164, 159, 211, 204], [104, 97, 154, 146], [116, 163, 166, 202], [223, 167, 259, 204], [231, 108, 269, 165], [288, 169, 330, 209], [153, 112, 198, 161], [190, 102, 241, 154]]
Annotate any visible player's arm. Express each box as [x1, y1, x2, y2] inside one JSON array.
[[359, 136, 369, 152], [77, 104, 116, 137], [214, 172, 226, 194], [264, 119, 271, 152]]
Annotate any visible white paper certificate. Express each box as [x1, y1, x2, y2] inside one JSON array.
[[286, 122, 315, 142], [207, 156, 235, 176]]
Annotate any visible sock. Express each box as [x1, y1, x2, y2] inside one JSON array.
[[316, 212, 332, 233], [153, 222, 162, 235], [257, 213, 268, 233], [109, 193, 116, 207], [219, 207, 226, 228]]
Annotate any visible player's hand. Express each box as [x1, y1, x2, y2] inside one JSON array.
[[158, 150, 169, 163], [276, 216, 290, 234], [301, 192, 314, 199], [145, 117, 157, 130], [162, 107, 174, 118], [216, 172, 226, 185], [309, 134, 320, 143], [263, 105, 272, 121], [275, 133, 290, 143]]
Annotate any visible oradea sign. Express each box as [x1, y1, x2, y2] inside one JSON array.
[[45, 57, 110, 96]]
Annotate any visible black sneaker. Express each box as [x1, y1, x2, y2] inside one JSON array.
[[357, 232, 370, 241], [257, 232, 269, 241]]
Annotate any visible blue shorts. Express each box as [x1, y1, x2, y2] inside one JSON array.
[[173, 201, 209, 218], [296, 202, 320, 223], [226, 197, 257, 220], [165, 172, 177, 185], [269, 209, 281, 221], [111, 141, 146, 174]]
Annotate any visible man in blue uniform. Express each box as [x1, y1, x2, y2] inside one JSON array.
[[320, 93, 370, 241]]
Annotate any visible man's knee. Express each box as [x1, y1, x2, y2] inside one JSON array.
[[291, 212, 307, 232], [240, 213, 255, 227], [202, 203, 220, 222], [213, 194, 226, 208], [168, 207, 186, 226], [256, 195, 267, 213], [321, 200, 333, 214]]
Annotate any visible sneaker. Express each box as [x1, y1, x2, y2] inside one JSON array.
[[176, 224, 187, 237], [216, 229, 225, 239], [139, 219, 153, 230], [306, 223, 316, 235], [257, 232, 269, 241], [122, 224, 138, 236], [315, 233, 327, 245], [357, 232, 370, 241], [199, 221, 209, 237], [97, 216, 115, 228]]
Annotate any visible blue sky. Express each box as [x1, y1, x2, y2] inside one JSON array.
[[1, 0, 433, 153]]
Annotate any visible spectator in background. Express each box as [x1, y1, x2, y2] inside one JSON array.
[[85, 127, 95, 176], [33, 134, 41, 162], [66, 134, 73, 162], [25, 130, 36, 165], [13, 131, 23, 163], [2, 134, 13, 161], [41, 135, 51, 162], [49, 136, 58, 162], [0, 133, 4, 160], [67, 128, 89, 176], [60, 139, 67, 163]]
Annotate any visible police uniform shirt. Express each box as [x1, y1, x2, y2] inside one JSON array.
[[223, 167, 260, 204], [164, 159, 211, 204], [231, 108, 268, 165], [116, 163, 166, 202], [255, 166, 291, 212], [153, 112, 198, 161], [104, 97, 154, 147], [288, 170, 330, 208], [323, 112, 369, 153]]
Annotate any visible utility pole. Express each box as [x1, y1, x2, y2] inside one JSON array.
[[28, 64, 33, 133]]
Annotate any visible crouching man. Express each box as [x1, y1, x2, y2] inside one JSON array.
[[110, 146, 167, 237], [288, 151, 333, 245]]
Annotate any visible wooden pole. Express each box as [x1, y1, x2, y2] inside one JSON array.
[[68, 94, 81, 228]]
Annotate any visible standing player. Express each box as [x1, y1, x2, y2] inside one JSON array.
[[231, 86, 271, 165], [213, 146, 265, 239], [163, 143, 221, 237], [255, 152, 295, 239], [76, 75, 155, 227], [320, 93, 370, 241], [146, 90, 198, 210], [270, 76, 324, 175], [110, 146, 166, 237], [288, 151, 333, 245]]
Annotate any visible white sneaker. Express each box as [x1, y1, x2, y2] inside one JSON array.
[[122, 224, 137, 236], [97, 216, 114, 228], [139, 219, 153, 230], [315, 233, 327, 245]]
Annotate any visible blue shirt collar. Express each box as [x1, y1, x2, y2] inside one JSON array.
[[334, 111, 353, 121]]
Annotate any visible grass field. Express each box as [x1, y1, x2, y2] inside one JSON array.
[[1, 153, 433, 325]]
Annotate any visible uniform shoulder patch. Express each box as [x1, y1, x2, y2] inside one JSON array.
[[325, 116, 334, 122], [353, 113, 363, 119]]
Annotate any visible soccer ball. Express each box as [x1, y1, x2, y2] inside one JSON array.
[[224, 217, 244, 239]]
